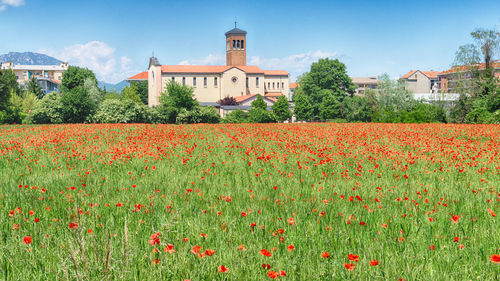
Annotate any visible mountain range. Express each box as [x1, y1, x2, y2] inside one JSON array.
[[0, 52, 128, 92]]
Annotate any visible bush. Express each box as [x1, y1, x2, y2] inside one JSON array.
[[61, 86, 95, 123], [31, 92, 64, 124], [92, 99, 150, 123], [176, 106, 220, 124], [222, 109, 249, 123], [249, 108, 276, 123], [272, 96, 292, 122]]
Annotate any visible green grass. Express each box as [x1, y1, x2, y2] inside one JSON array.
[[0, 123, 498, 280]]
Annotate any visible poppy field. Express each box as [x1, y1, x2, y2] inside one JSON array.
[[0, 123, 499, 280]]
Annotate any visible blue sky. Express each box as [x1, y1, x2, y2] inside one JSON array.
[[1, 0, 499, 83]]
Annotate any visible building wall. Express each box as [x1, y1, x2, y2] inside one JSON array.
[[263, 75, 290, 99], [162, 73, 223, 103], [403, 71, 431, 93], [148, 65, 162, 107], [221, 68, 247, 98], [246, 74, 265, 96]]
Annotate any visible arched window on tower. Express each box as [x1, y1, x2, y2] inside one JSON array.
[[237, 40, 240, 49], [233, 40, 236, 49], [241, 40, 244, 49]]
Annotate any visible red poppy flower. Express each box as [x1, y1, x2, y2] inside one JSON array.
[[218, 265, 228, 273], [287, 245, 295, 251], [204, 249, 215, 256], [488, 208, 496, 217], [241, 212, 247, 217], [490, 254, 500, 264], [347, 254, 360, 262], [429, 245, 436, 250], [322, 252, 330, 258], [267, 271, 279, 279], [260, 249, 272, 257], [69, 223, 78, 229], [191, 245, 202, 254], [23, 236, 32, 244], [344, 263, 355, 271], [369, 260, 379, 266], [451, 215, 460, 223], [152, 259, 160, 264], [287, 217, 295, 225], [279, 270, 286, 276], [261, 263, 271, 270], [164, 244, 176, 253], [237, 245, 247, 251]]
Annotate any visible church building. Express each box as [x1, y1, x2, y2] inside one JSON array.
[[146, 25, 290, 107]]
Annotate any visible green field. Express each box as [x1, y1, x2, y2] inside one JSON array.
[[0, 123, 498, 280]]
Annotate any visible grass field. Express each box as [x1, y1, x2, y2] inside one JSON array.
[[0, 123, 498, 280]]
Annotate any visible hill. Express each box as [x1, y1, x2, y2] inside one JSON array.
[[0, 52, 63, 65]]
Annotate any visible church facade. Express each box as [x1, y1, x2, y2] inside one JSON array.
[[147, 26, 290, 107]]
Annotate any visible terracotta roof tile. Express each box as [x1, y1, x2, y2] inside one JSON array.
[[160, 65, 267, 74], [289, 83, 300, 89], [264, 92, 283, 97], [263, 70, 288, 75], [440, 61, 500, 74], [127, 71, 148, 81], [234, 94, 256, 103]]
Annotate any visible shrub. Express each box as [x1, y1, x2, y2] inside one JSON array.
[[176, 106, 220, 124], [31, 92, 64, 124], [92, 99, 150, 123]]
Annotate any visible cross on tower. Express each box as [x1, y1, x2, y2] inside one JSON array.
[[234, 17, 237, 28]]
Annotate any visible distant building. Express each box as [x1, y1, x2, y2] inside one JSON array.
[[350, 77, 378, 95], [438, 61, 500, 93], [0, 61, 68, 93], [399, 70, 441, 93], [145, 25, 290, 107], [126, 71, 148, 83], [289, 83, 299, 100]]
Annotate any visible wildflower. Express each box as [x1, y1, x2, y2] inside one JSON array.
[[260, 249, 272, 257], [344, 263, 355, 271], [218, 265, 229, 273], [23, 236, 32, 244]]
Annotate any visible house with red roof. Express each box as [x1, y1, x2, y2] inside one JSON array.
[[399, 70, 441, 93], [133, 24, 289, 108], [438, 61, 500, 93]]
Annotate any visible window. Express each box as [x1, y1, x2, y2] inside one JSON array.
[[256, 77, 259, 87], [182, 77, 186, 86], [233, 40, 236, 49], [172, 77, 175, 81], [214, 77, 218, 87], [273, 82, 275, 89], [241, 40, 244, 49], [237, 40, 240, 49], [193, 77, 196, 87], [268, 82, 270, 89], [282, 82, 284, 89], [246, 77, 248, 88], [204, 77, 207, 87]]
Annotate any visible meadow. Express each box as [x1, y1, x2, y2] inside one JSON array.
[[0, 123, 498, 280]]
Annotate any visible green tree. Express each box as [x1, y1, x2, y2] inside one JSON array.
[[26, 76, 44, 99], [157, 81, 198, 123], [341, 96, 372, 122], [318, 92, 341, 120], [292, 89, 313, 121], [84, 77, 103, 108], [31, 92, 64, 124], [251, 95, 267, 110], [294, 58, 356, 118], [61, 87, 94, 123], [121, 84, 142, 104], [130, 81, 148, 105], [366, 74, 416, 112], [272, 96, 292, 122], [0, 69, 18, 111], [61, 66, 98, 92]]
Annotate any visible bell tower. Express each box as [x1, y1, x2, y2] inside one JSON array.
[[225, 22, 247, 66]]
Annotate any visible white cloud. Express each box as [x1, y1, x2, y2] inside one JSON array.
[[39, 41, 138, 83], [178, 53, 225, 65], [2, 0, 25, 6], [0, 0, 24, 11]]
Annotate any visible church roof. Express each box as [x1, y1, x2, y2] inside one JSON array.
[[225, 27, 247, 37], [126, 71, 148, 81]]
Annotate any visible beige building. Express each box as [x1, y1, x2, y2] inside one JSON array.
[[147, 25, 289, 107], [350, 77, 378, 95], [0, 61, 68, 93], [399, 70, 440, 93]]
